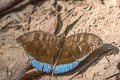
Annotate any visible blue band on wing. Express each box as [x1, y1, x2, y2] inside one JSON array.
[[28, 56, 52, 73], [53, 55, 88, 74], [28, 54, 89, 74], [53, 61, 79, 74]]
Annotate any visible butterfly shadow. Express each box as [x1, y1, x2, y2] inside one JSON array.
[[55, 43, 119, 78]]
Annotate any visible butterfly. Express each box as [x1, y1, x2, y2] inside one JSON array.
[[16, 30, 103, 74]]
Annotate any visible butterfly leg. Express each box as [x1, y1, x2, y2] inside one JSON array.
[[105, 46, 115, 64], [51, 58, 59, 76], [21, 68, 44, 80], [105, 56, 110, 64], [52, 50, 62, 75]]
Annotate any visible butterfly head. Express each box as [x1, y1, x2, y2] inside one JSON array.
[[59, 33, 66, 38], [57, 33, 66, 47]]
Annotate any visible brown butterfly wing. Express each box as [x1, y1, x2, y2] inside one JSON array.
[[17, 31, 59, 64], [57, 33, 103, 64]]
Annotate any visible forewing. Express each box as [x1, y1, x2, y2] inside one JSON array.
[[17, 31, 59, 64], [58, 33, 103, 64]]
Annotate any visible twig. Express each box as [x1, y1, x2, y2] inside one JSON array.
[[0, 0, 32, 17]]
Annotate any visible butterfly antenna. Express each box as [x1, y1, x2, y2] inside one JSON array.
[[54, 14, 63, 35], [55, 5, 77, 36], [64, 15, 81, 36]]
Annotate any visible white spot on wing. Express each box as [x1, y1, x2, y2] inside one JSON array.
[[78, 46, 82, 52], [49, 36, 53, 40], [74, 36, 77, 41], [39, 33, 43, 40], [46, 35, 50, 40], [87, 35, 94, 44], [79, 35, 84, 41]]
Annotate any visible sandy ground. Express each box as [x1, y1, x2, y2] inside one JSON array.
[[0, 0, 120, 80]]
